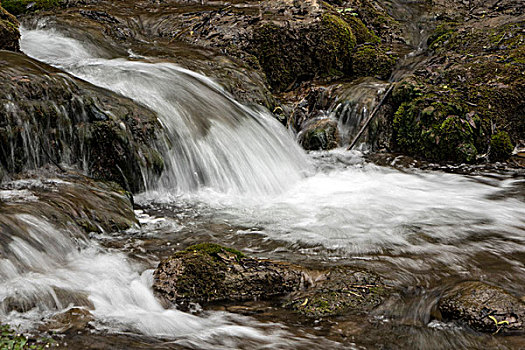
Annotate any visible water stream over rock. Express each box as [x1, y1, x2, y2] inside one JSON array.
[[0, 24, 523, 349]]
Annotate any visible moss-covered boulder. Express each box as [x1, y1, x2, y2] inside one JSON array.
[[0, 3, 19, 51], [351, 44, 397, 79], [298, 118, 340, 150], [489, 131, 514, 162], [393, 97, 484, 163], [249, 13, 357, 92], [154, 243, 390, 317], [0, 51, 163, 191], [153, 243, 306, 310], [438, 281, 525, 334]]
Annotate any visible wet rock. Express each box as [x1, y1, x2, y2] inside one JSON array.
[[0, 4, 20, 51], [298, 118, 340, 150], [153, 243, 308, 310], [41, 307, 94, 334], [438, 281, 525, 334], [2, 0, 63, 16], [154, 243, 389, 318], [0, 171, 137, 233], [284, 268, 386, 317], [0, 51, 163, 191]]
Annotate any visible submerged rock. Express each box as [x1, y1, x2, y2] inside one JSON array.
[[298, 118, 340, 150], [0, 51, 163, 191], [438, 281, 525, 334], [0, 4, 20, 51], [153, 243, 388, 317]]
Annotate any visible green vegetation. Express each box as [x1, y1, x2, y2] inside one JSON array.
[[351, 44, 397, 79], [2, 0, 62, 16], [489, 131, 513, 162], [0, 3, 20, 51], [183, 243, 245, 261], [1, 324, 53, 349]]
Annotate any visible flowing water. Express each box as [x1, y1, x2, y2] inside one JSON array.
[[0, 27, 524, 349]]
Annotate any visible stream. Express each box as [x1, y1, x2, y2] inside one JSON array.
[[0, 24, 524, 349]]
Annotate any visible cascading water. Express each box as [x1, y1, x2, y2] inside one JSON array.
[[20, 28, 310, 195], [1, 23, 523, 350]]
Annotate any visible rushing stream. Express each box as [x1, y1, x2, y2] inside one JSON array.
[[0, 27, 523, 349]]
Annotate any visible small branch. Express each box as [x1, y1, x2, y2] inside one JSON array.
[[347, 83, 394, 151]]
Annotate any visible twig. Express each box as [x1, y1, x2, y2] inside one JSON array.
[[347, 83, 394, 151]]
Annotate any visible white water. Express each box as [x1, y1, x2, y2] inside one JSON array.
[[8, 26, 525, 349], [20, 28, 310, 195]]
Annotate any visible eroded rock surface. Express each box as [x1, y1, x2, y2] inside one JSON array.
[[438, 281, 525, 334]]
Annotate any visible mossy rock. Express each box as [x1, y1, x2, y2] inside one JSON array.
[[2, 0, 63, 16], [299, 118, 340, 150], [153, 243, 305, 310], [249, 13, 356, 92], [489, 131, 513, 162], [0, 4, 19, 51], [343, 16, 380, 44], [1, 324, 53, 349], [393, 98, 484, 163], [351, 44, 397, 79], [284, 268, 386, 317], [427, 22, 457, 49], [317, 13, 357, 75]]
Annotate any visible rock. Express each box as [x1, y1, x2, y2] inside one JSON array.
[[2, 0, 63, 16], [438, 281, 525, 334], [489, 131, 514, 162], [0, 51, 163, 191], [298, 118, 340, 150], [0, 4, 20, 51], [153, 243, 308, 310], [0, 171, 137, 233], [153, 243, 389, 318], [42, 307, 94, 334], [351, 44, 397, 79], [284, 267, 386, 317]]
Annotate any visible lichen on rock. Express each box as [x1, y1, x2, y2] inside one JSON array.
[[0, 3, 20, 51]]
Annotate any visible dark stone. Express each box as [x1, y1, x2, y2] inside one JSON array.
[[438, 281, 525, 334], [298, 118, 340, 150]]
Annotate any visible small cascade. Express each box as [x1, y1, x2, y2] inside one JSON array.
[[20, 28, 311, 196], [328, 78, 391, 148]]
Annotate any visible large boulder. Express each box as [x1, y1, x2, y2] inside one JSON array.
[[153, 243, 307, 310], [438, 281, 525, 334], [153, 243, 388, 317], [0, 51, 163, 191]]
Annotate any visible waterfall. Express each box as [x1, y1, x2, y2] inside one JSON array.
[[20, 28, 311, 196]]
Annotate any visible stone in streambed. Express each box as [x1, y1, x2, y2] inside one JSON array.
[[438, 281, 525, 334], [153, 243, 388, 317]]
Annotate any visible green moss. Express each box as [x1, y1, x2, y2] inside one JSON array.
[[489, 131, 513, 162], [344, 16, 380, 44], [184, 243, 245, 261], [427, 22, 457, 48], [2, 0, 62, 16], [393, 98, 481, 163], [318, 14, 356, 74], [1, 324, 53, 349], [351, 44, 397, 79]]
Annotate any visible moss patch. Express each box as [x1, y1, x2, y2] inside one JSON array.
[[0, 4, 20, 51], [489, 131, 513, 162], [2, 0, 63, 16], [183, 243, 245, 261], [351, 44, 397, 79], [1, 324, 53, 349]]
